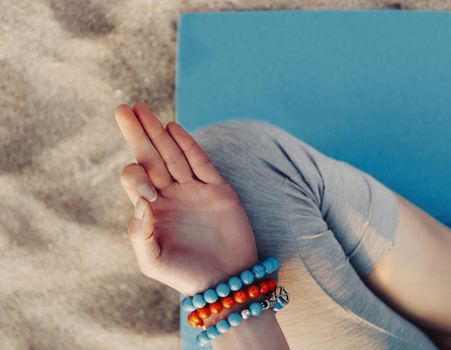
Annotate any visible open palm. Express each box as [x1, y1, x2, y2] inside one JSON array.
[[115, 103, 258, 296]]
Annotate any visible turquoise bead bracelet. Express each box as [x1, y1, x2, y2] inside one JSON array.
[[195, 285, 290, 347], [181, 257, 280, 313]]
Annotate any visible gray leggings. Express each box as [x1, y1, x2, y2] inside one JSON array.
[[191, 121, 435, 349]]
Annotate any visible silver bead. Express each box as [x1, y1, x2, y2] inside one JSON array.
[[241, 309, 251, 319], [261, 300, 271, 310]]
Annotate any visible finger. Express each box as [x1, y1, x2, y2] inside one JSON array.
[[121, 163, 158, 204], [128, 197, 161, 274], [166, 121, 225, 185], [132, 103, 194, 184], [115, 104, 173, 189]]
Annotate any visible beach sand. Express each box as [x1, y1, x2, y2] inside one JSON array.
[[1, 1, 449, 349]]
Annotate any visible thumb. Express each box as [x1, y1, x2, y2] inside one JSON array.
[[128, 197, 161, 275]]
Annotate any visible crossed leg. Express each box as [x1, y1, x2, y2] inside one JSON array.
[[115, 102, 450, 349], [191, 120, 450, 349]]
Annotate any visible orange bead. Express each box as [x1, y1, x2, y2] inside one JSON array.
[[209, 301, 223, 315], [247, 284, 260, 298], [221, 296, 235, 309], [197, 306, 211, 319], [187, 311, 204, 328], [266, 278, 277, 292], [259, 280, 270, 294], [233, 290, 247, 304]]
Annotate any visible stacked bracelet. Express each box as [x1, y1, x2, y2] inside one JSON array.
[[181, 257, 280, 313], [187, 277, 277, 327], [195, 286, 290, 347], [180, 256, 284, 345]]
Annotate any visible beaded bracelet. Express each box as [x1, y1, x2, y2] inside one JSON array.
[[187, 278, 277, 328], [195, 285, 290, 347], [181, 257, 280, 314]]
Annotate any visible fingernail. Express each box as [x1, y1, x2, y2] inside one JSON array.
[[135, 198, 146, 220], [138, 184, 156, 202]]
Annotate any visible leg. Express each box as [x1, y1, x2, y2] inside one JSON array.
[[192, 120, 439, 349], [366, 196, 451, 334], [366, 197, 451, 345]]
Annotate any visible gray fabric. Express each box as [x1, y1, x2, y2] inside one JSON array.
[[191, 120, 436, 350]]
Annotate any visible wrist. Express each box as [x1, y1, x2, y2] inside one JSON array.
[[194, 252, 259, 295], [187, 257, 287, 348]]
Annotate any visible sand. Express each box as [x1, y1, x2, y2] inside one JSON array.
[[1, 0, 450, 349]]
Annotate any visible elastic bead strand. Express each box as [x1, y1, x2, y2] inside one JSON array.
[[184, 258, 278, 305], [183, 257, 280, 324], [190, 281, 274, 327], [195, 281, 289, 347]]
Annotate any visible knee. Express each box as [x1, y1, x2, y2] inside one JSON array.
[[191, 119, 322, 189], [191, 119, 324, 209], [191, 120, 290, 182], [192, 120, 279, 153]]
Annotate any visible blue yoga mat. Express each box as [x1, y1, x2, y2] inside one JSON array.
[[176, 10, 451, 350]]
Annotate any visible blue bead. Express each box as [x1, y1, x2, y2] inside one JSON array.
[[181, 297, 196, 312], [196, 331, 211, 346], [228, 276, 243, 291], [227, 311, 242, 326], [203, 288, 218, 303], [240, 270, 255, 285], [267, 256, 280, 271], [216, 282, 231, 297], [249, 302, 263, 317], [206, 325, 221, 339], [192, 294, 206, 308], [262, 259, 274, 274], [252, 264, 266, 279], [216, 319, 230, 333]]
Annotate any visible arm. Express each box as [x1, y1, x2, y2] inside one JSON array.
[[114, 103, 290, 348]]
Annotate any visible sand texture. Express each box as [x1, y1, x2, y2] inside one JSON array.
[[1, 0, 450, 349]]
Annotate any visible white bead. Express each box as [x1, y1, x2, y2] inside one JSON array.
[[241, 309, 251, 319]]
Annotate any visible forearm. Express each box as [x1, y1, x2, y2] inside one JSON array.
[[212, 309, 290, 350]]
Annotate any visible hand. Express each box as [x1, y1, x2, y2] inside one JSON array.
[[115, 103, 258, 296]]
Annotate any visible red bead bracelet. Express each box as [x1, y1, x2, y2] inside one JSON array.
[[187, 278, 277, 327]]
